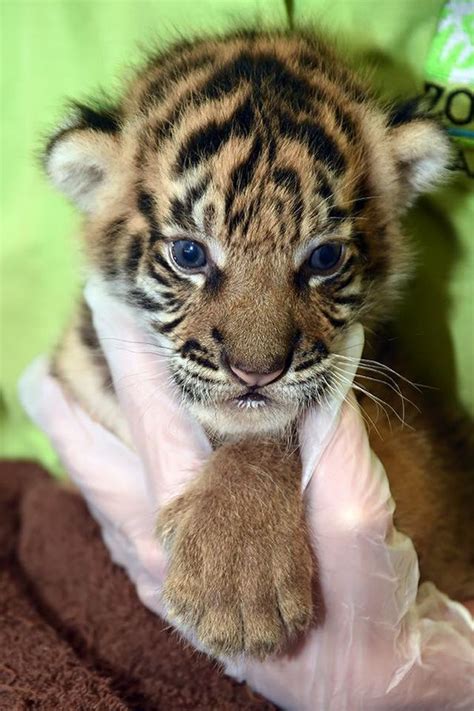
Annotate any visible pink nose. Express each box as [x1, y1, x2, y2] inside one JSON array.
[[229, 364, 285, 387]]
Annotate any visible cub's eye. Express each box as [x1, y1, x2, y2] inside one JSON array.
[[171, 240, 207, 270], [308, 242, 344, 274]]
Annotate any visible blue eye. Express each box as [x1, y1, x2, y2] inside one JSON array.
[[308, 242, 344, 274], [171, 240, 207, 270]]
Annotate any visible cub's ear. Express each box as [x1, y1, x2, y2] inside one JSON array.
[[388, 100, 452, 208], [44, 102, 122, 213]]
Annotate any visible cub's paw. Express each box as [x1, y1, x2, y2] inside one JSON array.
[[156, 487, 313, 659]]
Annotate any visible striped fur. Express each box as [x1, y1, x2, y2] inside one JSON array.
[[47, 29, 451, 438]]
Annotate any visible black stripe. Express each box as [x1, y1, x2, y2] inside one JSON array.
[[169, 198, 196, 231], [293, 267, 309, 293], [155, 103, 187, 145], [103, 217, 126, 240], [323, 255, 356, 287], [160, 315, 185, 334], [181, 339, 208, 356], [177, 120, 233, 172], [70, 101, 121, 134], [211, 327, 224, 344], [101, 217, 126, 279], [203, 203, 216, 233], [388, 98, 421, 127], [267, 132, 277, 165], [240, 195, 262, 236], [173, 371, 220, 403], [191, 373, 219, 385], [137, 190, 156, 222], [291, 329, 303, 350], [148, 228, 165, 246], [290, 178, 304, 234], [274, 197, 285, 219], [181, 371, 218, 386], [353, 231, 370, 261], [333, 105, 357, 141], [153, 252, 185, 283], [327, 205, 349, 221], [316, 176, 333, 201], [226, 191, 262, 235], [168, 174, 210, 230], [333, 294, 362, 306], [147, 262, 171, 288], [173, 373, 203, 402], [128, 288, 161, 311], [227, 209, 245, 234], [351, 176, 371, 215], [332, 271, 355, 291], [188, 353, 219, 371], [312, 340, 329, 358], [78, 302, 113, 388], [163, 299, 183, 314], [153, 251, 175, 275], [176, 98, 254, 173], [160, 290, 177, 300], [242, 189, 263, 236], [279, 113, 345, 174], [125, 234, 144, 276], [143, 52, 215, 106], [294, 358, 320, 372], [227, 198, 257, 234], [291, 207, 304, 243], [205, 267, 225, 295], [79, 303, 101, 350], [297, 52, 367, 104], [230, 133, 262, 194], [199, 53, 314, 114], [137, 189, 165, 246], [321, 308, 347, 328], [273, 167, 301, 196], [187, 174, 211, 202]]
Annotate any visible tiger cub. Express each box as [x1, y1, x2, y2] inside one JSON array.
[[46, 29, 473, 658]]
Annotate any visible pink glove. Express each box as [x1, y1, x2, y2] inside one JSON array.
[[19, 282, 474, 710]]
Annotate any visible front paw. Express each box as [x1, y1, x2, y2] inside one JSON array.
[[156, 487, 313, 659]]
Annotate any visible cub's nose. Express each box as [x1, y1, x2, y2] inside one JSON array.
[[228, 363, 285, 387]]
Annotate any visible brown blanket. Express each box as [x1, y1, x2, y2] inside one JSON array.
[[0, 461, 275, 710]]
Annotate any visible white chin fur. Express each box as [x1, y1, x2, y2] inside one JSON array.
[[189, 400, 299, 439]]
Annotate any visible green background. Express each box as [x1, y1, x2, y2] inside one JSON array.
[[1, 0, 473, 474]]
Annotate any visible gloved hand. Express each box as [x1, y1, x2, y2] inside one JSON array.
[[19, 281, 474, 710]]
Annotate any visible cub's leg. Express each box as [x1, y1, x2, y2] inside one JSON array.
[[52, 299, 131, 446], [157, 439, 313, 658]]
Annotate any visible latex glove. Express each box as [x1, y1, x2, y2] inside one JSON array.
[[19, 282, 474, 710]]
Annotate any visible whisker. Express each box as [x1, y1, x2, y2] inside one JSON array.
[[340, 366, 406, 425], [329, 372, 383, 436], [349, 371, 413, 431], [325, 374, 382, 438], [336, 353, 424, 392], [332, 369, 391, 428], [100, 336, 176, 352], [333, 361, 420, 422]]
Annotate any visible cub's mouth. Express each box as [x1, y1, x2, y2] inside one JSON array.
[[231, 391, 269, 410]]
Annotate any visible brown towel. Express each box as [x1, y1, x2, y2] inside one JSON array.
[[0, 461, 275, 710]]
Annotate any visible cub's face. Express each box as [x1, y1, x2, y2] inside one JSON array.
[[45, 32, 450, 437]]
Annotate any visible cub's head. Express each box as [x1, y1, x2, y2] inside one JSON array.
[[45, 31, 451, 438]]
